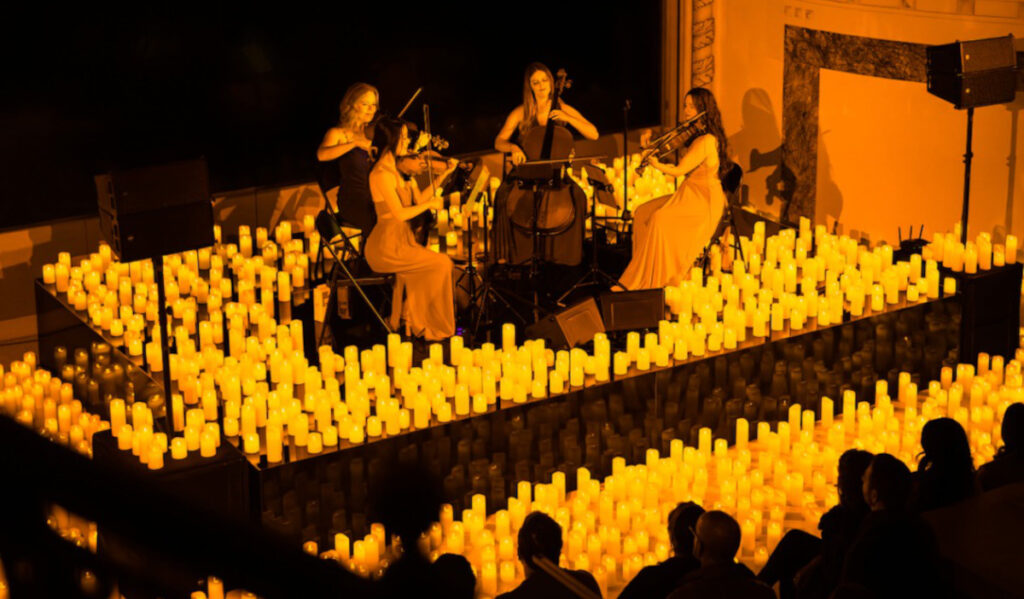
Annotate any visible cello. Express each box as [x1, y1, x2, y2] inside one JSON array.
[[499, 68, 586, 267]]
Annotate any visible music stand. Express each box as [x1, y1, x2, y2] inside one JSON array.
[[557, 163, 624, 305], [453, 165, 529, 343]]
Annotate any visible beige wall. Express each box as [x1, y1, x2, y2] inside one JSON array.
[[714, 0, 1023, 245]]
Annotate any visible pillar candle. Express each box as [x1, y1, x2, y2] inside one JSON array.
[[613, 352, 628, 376], [1006, 235, 1017, 263], [736, 418, 749, 451], [502, 323, 516, 352]]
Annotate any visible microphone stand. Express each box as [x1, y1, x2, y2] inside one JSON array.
[[621, 99, 631, 221]]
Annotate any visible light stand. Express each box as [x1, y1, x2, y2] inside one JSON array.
[[621, 99, 631, 221], [152, 257, 175, 433], [924, 35, 1018, 243], [960, 107, 974, 244]]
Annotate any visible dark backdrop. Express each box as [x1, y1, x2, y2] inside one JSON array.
[[1, 5, 661, 229]]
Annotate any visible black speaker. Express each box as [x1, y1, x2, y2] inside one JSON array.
[[599, 288, 665, 332], [927, 35, 1017, 109], [525, 298, 605, 349], [96, 159, 215, 262], [959, 263, 1022, 364]]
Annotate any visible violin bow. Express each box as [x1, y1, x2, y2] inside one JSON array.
[[397, 87, 422, 119]]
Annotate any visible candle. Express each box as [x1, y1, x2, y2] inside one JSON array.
[[502, 323, 516, 352], [1006, 235, 1018, 263], [200, 430, 217, 457], [170, 437, 187, 460], [736, 418, 749, 451]]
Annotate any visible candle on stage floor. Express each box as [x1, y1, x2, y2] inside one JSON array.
[[170, 437, 188, 460], [736, 418, 749, 451], [502, 323, 516, 352], [613, 352, 629, 376]]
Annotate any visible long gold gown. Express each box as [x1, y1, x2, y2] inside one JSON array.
[[365, 157, 455, 340], [618, 134, 725, 290]]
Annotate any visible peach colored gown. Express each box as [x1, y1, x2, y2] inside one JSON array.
[[619, 134, 725, 290], [365, 159, 455, 340]]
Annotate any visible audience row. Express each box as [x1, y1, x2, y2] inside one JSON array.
[[367, 404, 1023, 598]]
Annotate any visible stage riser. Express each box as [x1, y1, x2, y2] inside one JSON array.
[[252, 299, 959, 546]]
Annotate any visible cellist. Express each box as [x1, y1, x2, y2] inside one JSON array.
[[494, 63, 598, 164], [492, 63, 598, 268]]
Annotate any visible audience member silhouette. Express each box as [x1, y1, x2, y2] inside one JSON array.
[[432, 553, 477, 599], [978, 402, 1024, 491], [370, 461, 448, 598], [496, 511, 602, 599], [911, 417, 976, 512], [618, 502, 704, 599], [666, 510, 774, 599], [839, 453, 948, 599], [757, 448, 873, 599]]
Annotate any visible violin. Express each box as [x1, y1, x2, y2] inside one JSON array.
[[635, 111, 707, 176], [507, 68, 577, 236]]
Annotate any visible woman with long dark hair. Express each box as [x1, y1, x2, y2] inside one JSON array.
[[912, 417, 976, 512], [317, 82, 380, 232], [365, 117, 457, 341], [619, 87, 730, 290]]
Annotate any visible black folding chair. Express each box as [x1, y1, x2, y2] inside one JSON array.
[[698, 161, 745, 276]]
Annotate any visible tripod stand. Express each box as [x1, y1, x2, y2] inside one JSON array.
[[453, 172, 528, 345], [557, 165, 624, 306]]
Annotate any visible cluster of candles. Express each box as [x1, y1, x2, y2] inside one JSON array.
[[281, 352, 1018, 599], [8, 343, 1018, 599], [0, 352, 108, 457], [37, 214, 977, 471], [925, 225, 1019, 273], [39, 218, 319, 376], [603, 153, 680, 216], [17, 213, 1024, 597]]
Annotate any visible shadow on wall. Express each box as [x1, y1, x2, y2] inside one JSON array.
[[998, 97, 1023, 244], [816, 129, 843, 235], [729, 88, 795, 222], [213, 184, 327, 240]]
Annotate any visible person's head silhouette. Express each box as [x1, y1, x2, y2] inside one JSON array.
[[863, 453, 912, 511], [693, 510, 741, 566], [667, 501, 705, 558], [517, 511, 562, 576]]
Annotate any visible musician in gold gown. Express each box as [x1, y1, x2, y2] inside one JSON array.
[[619, 88, 730, 290]]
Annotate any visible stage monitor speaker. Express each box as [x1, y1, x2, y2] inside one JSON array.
[[599, 288, 665, 332], [927, 35, 1017, 109], [95, 159, 214, 263], [959, 263, 1022, 364], [525, 298, 605, 349]]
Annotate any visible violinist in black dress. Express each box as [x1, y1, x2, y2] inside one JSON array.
[[317, 82, 380, 233], [492, 63, 598, 267]]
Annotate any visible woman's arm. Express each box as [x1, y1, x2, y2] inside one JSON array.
[[650, 134, 715, 178], [550, 102, 599, 140], [370, 168, 441, 221], [412, 160, 460, 205], [317, 127, 371, 162], [495, 106, 527, 165]]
